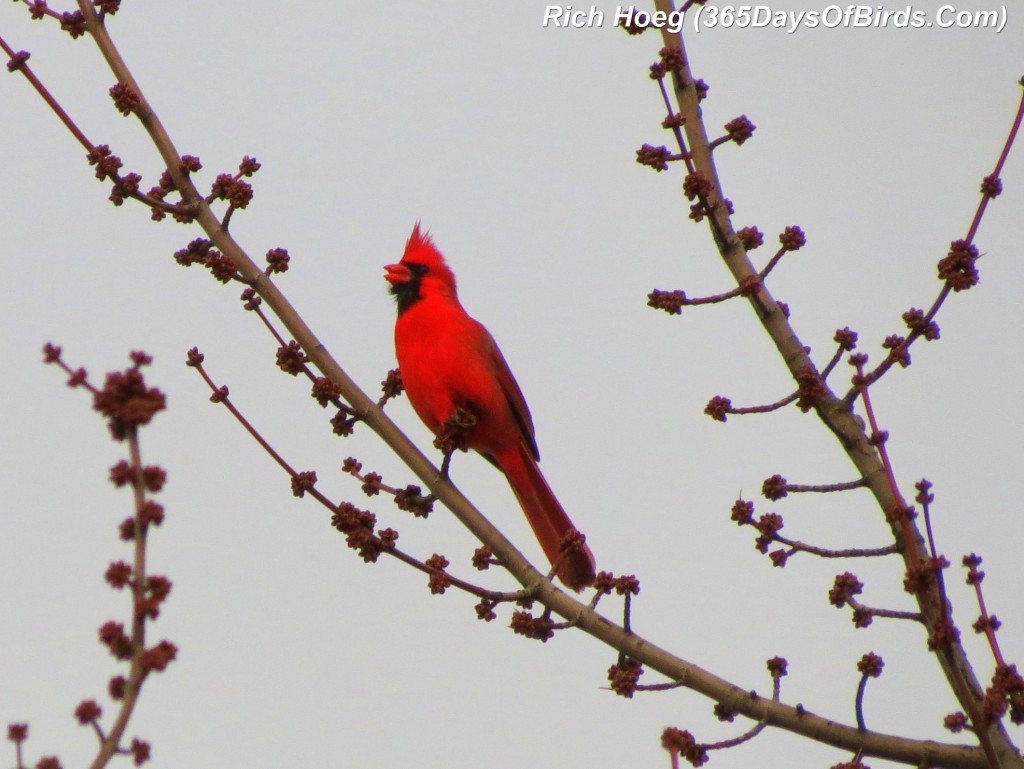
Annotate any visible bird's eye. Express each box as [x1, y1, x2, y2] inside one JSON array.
[[407, 262, 429, 278]]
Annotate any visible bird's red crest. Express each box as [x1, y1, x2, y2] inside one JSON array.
[[403, 222, 457, 293]]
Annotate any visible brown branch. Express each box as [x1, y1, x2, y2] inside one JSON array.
[[650, 1, 1021, 764], [845, 84, 1024, 401]]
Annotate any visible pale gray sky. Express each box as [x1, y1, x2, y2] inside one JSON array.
[[2, 3, 1022, 768]]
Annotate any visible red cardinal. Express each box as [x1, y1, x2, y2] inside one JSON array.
[[384, 224, 596, 590]]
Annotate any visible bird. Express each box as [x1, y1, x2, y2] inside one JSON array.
[[384, 224, 596, 591]]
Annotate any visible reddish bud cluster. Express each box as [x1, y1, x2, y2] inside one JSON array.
[[737, 274, 761, 297], [590, 571, 643, 596], [779, 225, 806, 251], [857, 652, 885, 677], [730, 498, 754, 525], [829, 572, 863, 608], [73, 700, 101, 724], [290, 470, 317, 498], [394, 485, 433, 518], [980, 173, 1003, 198], [109, 172, 142, 206], [108, 675, 127, 700], [119, 518, 137, 541], [662, 112, 686, 129], [239, 156, 262, 176], [902, 308, 940, 340], [7, 724, 28, 743], [105, 560, 132, 589], [592, 571, 617, 595], [659, 45, 686, 72], [173, 238, 210, 266], [607, 657, 644, 697], [915, 478, 934, 506], [724, 115, 756, 145], [180, 155, 202, 174], [762, 474, 788, 501], [963, 553, 984, 585], [973, 614, 1002, 634], [140, 575, 173, 620], [647, 288, 686, 315], [472, 546, 494, 571], [275, 341, 307, 375], [474, 600, 497, 622], [311, 376, 341, 407], [927, 617, 961, 652], [636, 143, 672, 171], [766, 656, 788, 677], [794, 369, 825, 412], [331, 502, 393, 562], [510, 610, 555, 642], [109, 82, 141, 115], [736, 226, 763, 250], [211, 173, 253, 209], [694, 79, 709, 101], [173, 238, 238, 282], [903, 555, 949, 596], [682, 170, 713, 200], [140, 501, 165, 527], [944, 711, 969, 732], [86, 144, 123, 181], [142, 640, 178, 674], [881, 334, 910, 368], [360, 472, 383, 497], [705, 395, 732, 422], [60, 10, 86, 38], [36, 758, 62, 769], [6, 50, 30, 72], [93, 364, 166, 440], [99, 620, 133, 660], [660, 727, 708, 767], [984, 664, 1024, 724], [434, 408, 477, 456], [265, 247, 290, 273], [713, 703, 737, 722], [754, 512, 783, 553], [937, 239, 979, 291], [425, 554, 452, 594], [239, 287, 262, 311], [130, 738, 151, 766], [208, 250, 238, 282], [109, 459, 134, 487], [380, 368, 404, 401], [331, 411, 357, 437], [829, 328, 857, 353]]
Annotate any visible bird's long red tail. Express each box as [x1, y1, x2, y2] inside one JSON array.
[[498, 445, 596, 591]]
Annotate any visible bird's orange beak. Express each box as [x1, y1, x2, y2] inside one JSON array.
[[384, 262, 410, 284]]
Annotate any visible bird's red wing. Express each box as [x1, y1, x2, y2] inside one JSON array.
[[474, 323, 540, 461]]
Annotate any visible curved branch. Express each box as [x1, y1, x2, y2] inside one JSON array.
[[650, 1, 1021, 765]]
